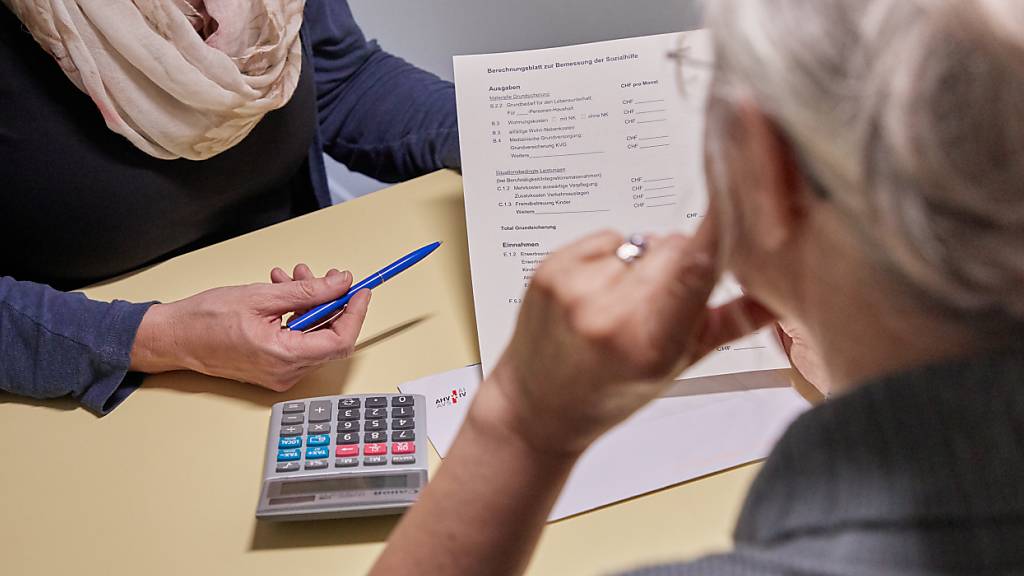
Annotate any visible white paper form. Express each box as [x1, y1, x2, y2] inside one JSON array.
[[454, 31, 789, 378], [399, 365, 809, 521]]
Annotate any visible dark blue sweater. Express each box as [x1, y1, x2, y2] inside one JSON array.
[[0, 0, 459, 414]]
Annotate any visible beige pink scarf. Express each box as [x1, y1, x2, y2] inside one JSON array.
[[3, 0, 305, 160]]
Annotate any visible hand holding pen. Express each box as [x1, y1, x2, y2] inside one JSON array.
[[129, 242, 439, 392]]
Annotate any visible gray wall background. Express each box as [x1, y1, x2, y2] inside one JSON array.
[[326, 0, 706, 202]]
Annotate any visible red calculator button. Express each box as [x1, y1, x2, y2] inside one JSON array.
[[391, 442, 415, 455], [364, 443, 388, 456], [335, 445, 358, 458]]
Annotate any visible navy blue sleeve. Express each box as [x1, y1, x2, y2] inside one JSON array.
[[0, 276, 154, 415], [304, 0, 461, 183]]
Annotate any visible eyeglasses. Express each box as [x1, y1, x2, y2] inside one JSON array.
[[665, 34, 713, 100]]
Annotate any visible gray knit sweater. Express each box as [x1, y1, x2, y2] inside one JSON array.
[[624, 349, 1024, 575]]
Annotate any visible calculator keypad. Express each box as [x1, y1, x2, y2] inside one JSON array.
[[274, 394, 421, 472]]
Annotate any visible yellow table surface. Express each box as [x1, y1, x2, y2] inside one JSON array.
[[0, 170, 768, 575]]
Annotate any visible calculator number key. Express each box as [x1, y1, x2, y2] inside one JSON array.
[[365, 408, 387, 419], [338, 408, 360, 421], [337, 420, 360, 432], [364, 431, 387, 443], [392, 406, 414, 418], [365, 419, 387, 432], [392, 429, 415, 441], [391, 418, 415, 430], [391, 395, 414, 407], [337, 432, 359, 445]]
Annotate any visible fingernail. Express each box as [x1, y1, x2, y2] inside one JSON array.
[[329, 271, 352, 287]]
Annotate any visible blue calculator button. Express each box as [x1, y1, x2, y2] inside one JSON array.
[[307, 434, 330, 447], [277, 449, 301, 462], [279, 437, 302, 449], [305, 446, 330, 460]]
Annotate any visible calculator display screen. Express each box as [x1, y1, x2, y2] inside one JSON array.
[[280, 475, 409, 495]]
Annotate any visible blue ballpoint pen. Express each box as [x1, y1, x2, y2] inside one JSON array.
[[286, 241, 442, 332]]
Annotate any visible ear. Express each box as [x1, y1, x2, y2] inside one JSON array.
[[726, 100, 810, 251]]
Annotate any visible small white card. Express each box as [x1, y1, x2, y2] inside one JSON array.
[[399, 364, 809, 521]]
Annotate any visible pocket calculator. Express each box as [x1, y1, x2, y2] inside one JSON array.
[[256, 393, 428, 521]]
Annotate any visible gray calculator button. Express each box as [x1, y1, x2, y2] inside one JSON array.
[[281, 414, 304, 425], [337, 432, 359, 445], [276, 462, 301, 473], [280, 425, 303, 437], [365, 407, 387, 419], [391, 395, 414, 407], [336, 458, 359, 468], [338, 408, 360, 421], [364, 456, 387, 466], [365, 419, 387, 431], [365, 396, 387, 408], [392, 429, 415, 441], [304, 460, 329, 470], [391, 455, 416, 465], [308, 400, 332, 422], [338, 398, 361, 408], [392, 418, 415, 430], [392, 406, 414, 418], [337, 420, 360, 432], [364, 431, 387, 443], [282, 402, 305, 414], [308, 422, 332, 434]]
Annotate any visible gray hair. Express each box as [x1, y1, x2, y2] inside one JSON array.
[[707, 0, 1024, 322]]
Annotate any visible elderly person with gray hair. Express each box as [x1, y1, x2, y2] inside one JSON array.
[[370, 0, 1024, 574]]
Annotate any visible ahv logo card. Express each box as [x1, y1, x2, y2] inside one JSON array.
[[398, 364, 483, 457]]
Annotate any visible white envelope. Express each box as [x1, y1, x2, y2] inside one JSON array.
[[399, 365, 809, 521]]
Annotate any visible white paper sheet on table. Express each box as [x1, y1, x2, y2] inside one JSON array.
[[454, 29, 792, 381], [399, 364, 809, 521]]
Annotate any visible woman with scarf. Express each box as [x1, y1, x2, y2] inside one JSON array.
[[0, 0, 459, 413]]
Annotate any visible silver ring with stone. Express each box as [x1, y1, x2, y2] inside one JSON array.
[[615, 234, 647, 264]]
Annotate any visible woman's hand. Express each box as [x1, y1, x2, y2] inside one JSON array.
[[130, 264, 371, 391], [481, 222, 774, 456]]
